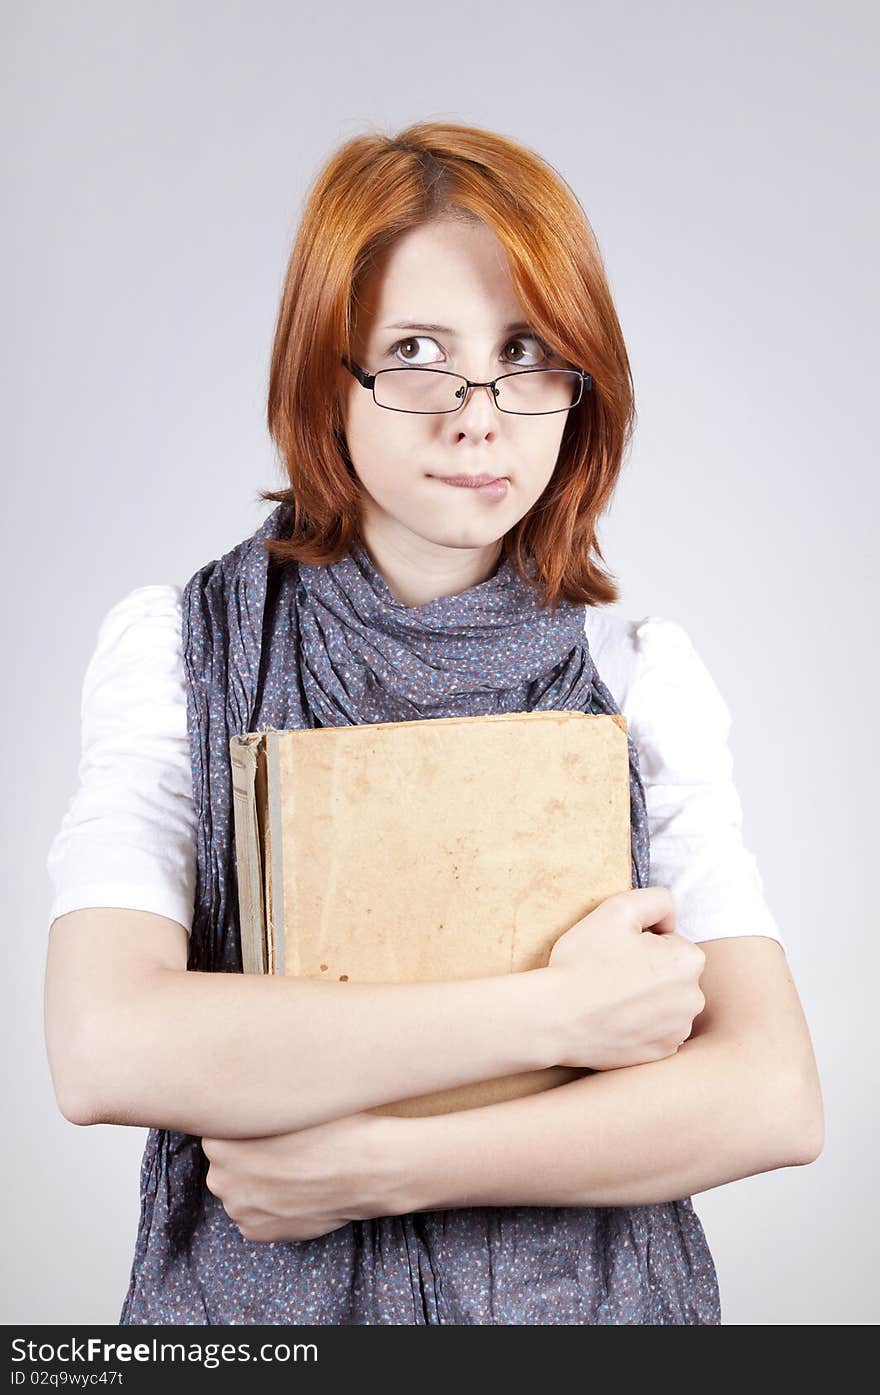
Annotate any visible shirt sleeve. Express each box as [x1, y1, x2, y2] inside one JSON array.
[[625, 616, 787, 953], [46, 584, 196, 934]]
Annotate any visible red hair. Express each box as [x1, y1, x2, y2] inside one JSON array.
[[260, 120, 636, 611]]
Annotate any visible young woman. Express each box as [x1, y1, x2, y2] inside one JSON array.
[[44, 121, 823, 1326]]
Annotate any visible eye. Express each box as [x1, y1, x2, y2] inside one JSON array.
[[388, 335, 442, 365], [502, 335, 556, 368], [386, 333, 556, 368]]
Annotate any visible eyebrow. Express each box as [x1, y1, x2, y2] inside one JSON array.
[[381, 320, 534, 336]]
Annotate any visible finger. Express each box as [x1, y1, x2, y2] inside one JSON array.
[[615, 886, 677, 935]]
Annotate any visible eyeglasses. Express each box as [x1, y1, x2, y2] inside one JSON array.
[[342, 356, 593, 416]]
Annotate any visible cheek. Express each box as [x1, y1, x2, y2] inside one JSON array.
[[346, 406, 425, 483], [540, 420, 569, 476], [342, 401, 380, 471], [519, 421, 568, 478], [347, 430, 416, 496], [543, 414, 569, 451]]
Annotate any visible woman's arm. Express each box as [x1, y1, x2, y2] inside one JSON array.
[[188, 939, 822, 1242], [390, 1034, 814, 1214], [382, 936, 824, 1212], [44, 907, 562, 1138]]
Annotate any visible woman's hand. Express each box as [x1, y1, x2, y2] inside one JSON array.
[[201, 1110, 412, 1244], [546, 886, 707, 1071]]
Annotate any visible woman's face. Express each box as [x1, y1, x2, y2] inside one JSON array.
[[337, 216, 571, 605]]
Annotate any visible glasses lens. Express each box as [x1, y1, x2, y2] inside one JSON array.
[[374, 369, 464, 413], [494, 370, 582, 414], [373, 367, 583, 414]]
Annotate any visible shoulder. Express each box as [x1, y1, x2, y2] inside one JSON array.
[[589, 611, 787, 952], [586, 608, 736, 797], [47, 584, 194, 932], [85, 585, 183, 685], [82, 584, 185, 733], [91, 583, 182, 649], [585, 609, 725, 733]]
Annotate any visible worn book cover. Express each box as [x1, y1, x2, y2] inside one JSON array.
[[230, 710, 632, 1118]]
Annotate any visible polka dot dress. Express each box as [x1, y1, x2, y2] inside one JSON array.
[[118, 504, 721, 1325]]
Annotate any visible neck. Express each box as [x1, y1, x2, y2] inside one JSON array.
[[357, 521, 504, 609]]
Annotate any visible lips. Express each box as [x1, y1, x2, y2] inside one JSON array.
[[431, 474, 508, 487], [430, 473, 510, 500]]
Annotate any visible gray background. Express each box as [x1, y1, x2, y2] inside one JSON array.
[[4, 0, 876, 1325]]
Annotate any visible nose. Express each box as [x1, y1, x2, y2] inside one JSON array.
[[454, 385, 502, 426], [453, 379, 500, 417]]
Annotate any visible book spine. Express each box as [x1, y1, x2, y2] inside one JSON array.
[[265, 731, 286, 976], [229, 734, 267, 974]]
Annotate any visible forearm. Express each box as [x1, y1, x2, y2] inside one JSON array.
[[78, 964, 560, 1138], [394, 1035, 815, 1212]]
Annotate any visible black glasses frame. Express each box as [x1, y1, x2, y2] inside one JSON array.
[[341, 356, 593, 416]]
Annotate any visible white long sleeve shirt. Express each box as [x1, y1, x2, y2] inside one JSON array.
[[45, 584, 786, 953]]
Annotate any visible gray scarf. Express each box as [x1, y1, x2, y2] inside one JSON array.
[[119, 502, 720, 1326]]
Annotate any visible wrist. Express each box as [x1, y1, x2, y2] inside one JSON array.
[[526, 965, 572, 1069], [486, 965, 568, 1075], [364, 1113, 441, 1216]]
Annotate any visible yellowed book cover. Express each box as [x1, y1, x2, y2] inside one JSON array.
[[230, 710, 632, 1117]]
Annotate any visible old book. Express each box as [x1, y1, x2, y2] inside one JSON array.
[[229, 710, 632, 1117]]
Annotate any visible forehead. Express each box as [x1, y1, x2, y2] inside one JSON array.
[[356, 218, 524, 332]]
